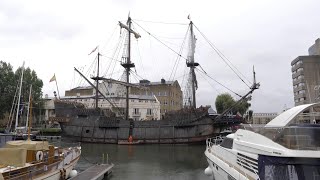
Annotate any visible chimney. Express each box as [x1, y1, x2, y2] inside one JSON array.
[[161, 78, 166, 84]]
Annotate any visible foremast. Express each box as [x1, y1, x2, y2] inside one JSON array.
[[119, 16, 141, 120]]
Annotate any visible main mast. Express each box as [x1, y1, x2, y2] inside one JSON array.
[[186, 20, 199, 108], [119, 16, 141, 120]]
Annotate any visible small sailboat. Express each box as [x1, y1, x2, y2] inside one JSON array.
[[0, 84, 81, 180], [5, 62, 39, 141]]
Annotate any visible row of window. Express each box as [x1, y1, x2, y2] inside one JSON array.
[[295, 97, 306, 103], [132, 91, 181, 97], [294, 90, 306, 96], [160, 109, 167, 113], [159, 100, 179, 106], [133, 108, 153, 115]]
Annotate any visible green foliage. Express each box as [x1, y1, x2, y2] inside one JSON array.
[[215, 93, 251, 115], [0, 61, 15, 119], [215, 93, 235, 114], [0, 61, 43, 120]]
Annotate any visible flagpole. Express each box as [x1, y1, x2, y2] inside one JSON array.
[[55, 76, 61, 99]]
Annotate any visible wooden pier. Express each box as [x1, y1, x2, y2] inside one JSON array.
[[71, 164, 114, 180]]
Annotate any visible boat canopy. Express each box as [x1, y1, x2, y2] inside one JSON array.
[[265, 103, 317, 127], [0, 148, 26, 167], [5, 140, 49, 151]]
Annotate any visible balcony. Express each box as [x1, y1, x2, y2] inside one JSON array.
[[291, 63, 303, 72], [293, 85, 306, 93], [292, 71, 304, 79], [132, 112, 141, 117], [292, 78, 305, 86]]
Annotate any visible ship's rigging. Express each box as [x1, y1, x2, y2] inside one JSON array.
[[73, 15, 258, 117]]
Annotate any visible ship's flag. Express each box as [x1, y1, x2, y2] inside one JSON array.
[[49, 74, 56, 83], [88, 46, 98, 55]]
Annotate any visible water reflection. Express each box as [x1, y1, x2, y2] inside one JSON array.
[[76, 143, 210, 180]]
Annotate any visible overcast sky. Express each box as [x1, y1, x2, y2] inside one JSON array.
[[1, 0, 320, 113]]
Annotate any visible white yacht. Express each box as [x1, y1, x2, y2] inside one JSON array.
[[204, 103, 320, 180]]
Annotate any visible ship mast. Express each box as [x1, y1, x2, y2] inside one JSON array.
[[91, 52, 101, 110], [119, 16, 141, 120], [186, 20, 199, 109]]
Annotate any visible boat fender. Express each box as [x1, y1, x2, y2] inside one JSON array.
[[36, 151, 44, 161], [204, 166, 213, 176], [69, 170, 78, 178]]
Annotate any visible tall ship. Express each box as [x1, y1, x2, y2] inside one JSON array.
[[52, 15, 258, 144], [204, 103, 320, 179]]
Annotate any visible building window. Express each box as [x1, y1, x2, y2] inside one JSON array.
[[164, 91, 167, 96], [299, 90, 306, 94], [164, 101, 168, 105], [147, 109, 152, 115], [145, 100, 148, 103], [108, 83, 112, 88], [134, 108, 139, 114], [164, 109, 167, 113], [131, 100, 135, 102], [299, 97, 306, 101], [158, 92, 161, 96]]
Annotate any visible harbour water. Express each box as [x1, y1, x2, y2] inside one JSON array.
[[74, 142, 210, 180]]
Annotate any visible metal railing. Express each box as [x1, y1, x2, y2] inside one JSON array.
[[206, 135, 224, 149]]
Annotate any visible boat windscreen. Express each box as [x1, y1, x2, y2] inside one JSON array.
[[220, 137, 233, 149], [258, 155, 320, 180]]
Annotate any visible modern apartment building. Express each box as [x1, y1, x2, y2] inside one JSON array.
[[130, 79, 183, 118], [292, 39, 320, 106]]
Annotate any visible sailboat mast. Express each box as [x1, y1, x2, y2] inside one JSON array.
[[187, 21, 199, 108], [95, 53, 100, 109], [27, 85, 32, 141], [15, 61, 25, 130], [26, 85, 32, 129]]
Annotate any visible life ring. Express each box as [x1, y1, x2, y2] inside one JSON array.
[[36, 151, 44, 161]]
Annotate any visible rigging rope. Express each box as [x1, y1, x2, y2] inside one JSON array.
[[133, 19, 188, 25], [169, 26, 189, 81], [132, 20, 189, 62], [195, 68, 242, 97], [193, 24, 252, 88]]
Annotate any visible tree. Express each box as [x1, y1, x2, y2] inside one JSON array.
[[0, 61, 43, 122], [14, 67, 44, 115], [215, 93, 235, 114], [0, 61, 16, 120], [215, 93, 251, 115]]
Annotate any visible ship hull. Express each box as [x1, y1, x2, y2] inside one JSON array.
[[53, 101, 242, 144]]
